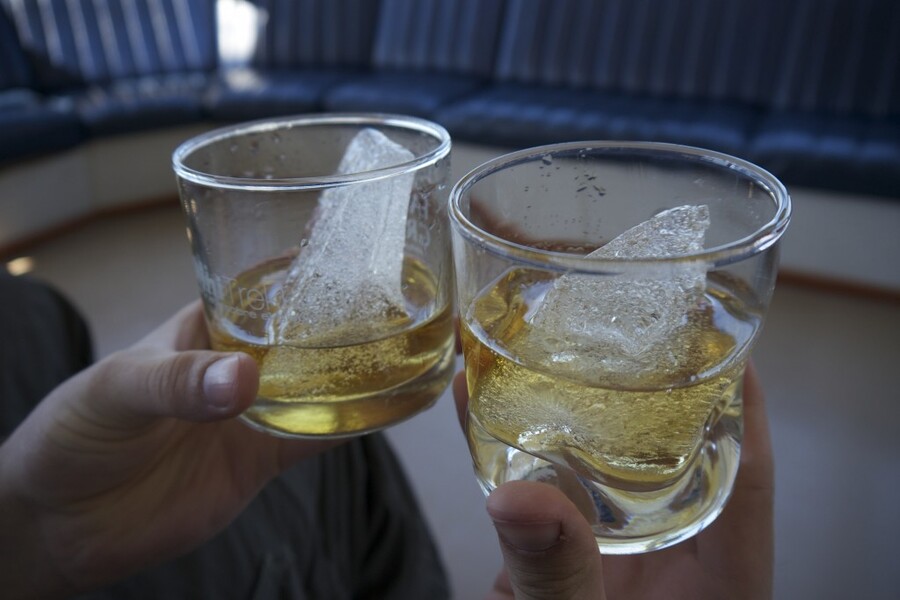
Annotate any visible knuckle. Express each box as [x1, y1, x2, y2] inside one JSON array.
[[509, 547, 596, 598]]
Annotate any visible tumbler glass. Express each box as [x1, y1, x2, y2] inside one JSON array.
[[173, 114, 454, 438], [450, 141, 791, 553]]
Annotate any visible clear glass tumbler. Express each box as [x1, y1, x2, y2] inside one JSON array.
[[173, 114, 454, 438], [450, 141, 791, 553]]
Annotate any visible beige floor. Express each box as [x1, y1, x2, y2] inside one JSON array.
[[12, 201, 900, 599]]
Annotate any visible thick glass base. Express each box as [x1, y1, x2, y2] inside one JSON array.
[[469, 410, 741, 554], [240, 346, 455, 439]]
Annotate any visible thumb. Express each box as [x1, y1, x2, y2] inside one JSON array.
[[487, 481, 606, 600], [90, 349, 260, 425]]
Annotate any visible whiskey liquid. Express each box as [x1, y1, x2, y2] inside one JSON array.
[[463, 268, 760, 553], [209, 256, 454, 437]]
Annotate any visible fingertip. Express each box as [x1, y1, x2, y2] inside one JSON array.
[[488, 482, 564, 555], [487, 481, 602, 552], [487, 482, 581, 548], [232, 352, 260, 410], [202, 353, 259, 417]]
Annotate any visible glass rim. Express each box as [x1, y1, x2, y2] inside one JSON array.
[[172, 113, 451, 191], [449, 141, 792, 273]]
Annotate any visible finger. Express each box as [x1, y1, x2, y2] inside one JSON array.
[[487, 481, 606, 600], [697, 361, 774, 596], [452, 371, 468, 430], [737, 361, 774, 492], [87, 349, 259, 426]]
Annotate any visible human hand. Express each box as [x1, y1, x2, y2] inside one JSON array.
[[0, 302, 340, 598], [453, 363, 774, 600]]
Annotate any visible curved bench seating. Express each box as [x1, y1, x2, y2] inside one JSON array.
[[1, 0, 898, 288]]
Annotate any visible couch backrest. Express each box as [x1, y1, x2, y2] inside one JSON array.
[[372, 0, 506, 77], [248, 0, 380, 69], [494, 0, 900, 116], [0, 6, 32, 90], [765, 0, 900, 117], [1, 0, 217, 91], [494, 0, 783, 105]]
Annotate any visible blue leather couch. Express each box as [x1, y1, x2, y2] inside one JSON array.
[[1, 0, 898, 199]]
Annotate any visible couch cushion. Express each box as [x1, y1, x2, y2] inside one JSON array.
[[0, 88, 40, 110], [762, 0, 900, 195], [214, 0, 381, 120], [0, 97, 83, 162], [764, 0, 900, 118], [325, 0, 506, 118], [73, 73, 209, 136], [437, 84, 758, 156], [324, 71, 485, 118], [205, 67, 357, 121], [493, 0, 777, 108], [751, 112, 900, 198], [493, 0, 899, 118], [2, 0, 217, 91]]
